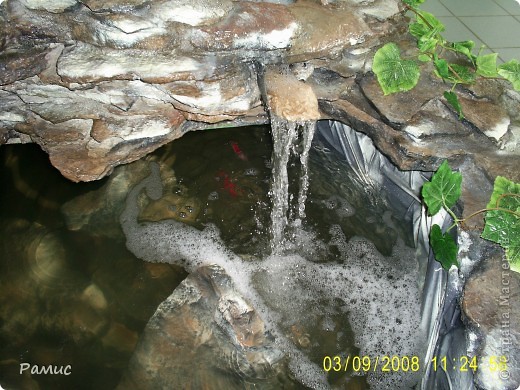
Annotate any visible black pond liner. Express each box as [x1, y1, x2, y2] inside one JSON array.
[[316, 120, 473, 390]]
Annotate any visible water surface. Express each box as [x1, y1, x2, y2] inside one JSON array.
[[0, 125, 422, 389]]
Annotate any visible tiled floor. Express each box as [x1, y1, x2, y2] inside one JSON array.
[[420, 0, 520, 62]]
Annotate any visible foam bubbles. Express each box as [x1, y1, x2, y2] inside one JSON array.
[[121, 163, 426, 389]]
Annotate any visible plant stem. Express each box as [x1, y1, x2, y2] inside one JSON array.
[[403, 3, 433, 29], [446, 221, 458, 232], [495, 192, 520, 208], [457, 207, 520, 226], [443, 202, 461, 228], [480, 76, 504, 81]]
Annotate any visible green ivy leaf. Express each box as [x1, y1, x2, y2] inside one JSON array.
[[373, 43, 421, 95], [416, 10, 445, 34], [498, 59, 520, 91], [476, 53, 499, 77], [448, 41, 475, 61], [507, 247, 520, 273], [482, 176, 520, 273], [422, 160, 462, 215], [430, 224, 459, 270], [409, 22, 429, 40], [449, 63, 476, 84], [433, 61, 475, 85], [434, 58, 450, 79], [444, 91, 464, 119], [418, 36, 438, 54]]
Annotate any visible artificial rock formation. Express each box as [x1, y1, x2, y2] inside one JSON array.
[[462, 245, 520, 390], [1, 0, 518, 222], [3, 0, 515, 220], [0, 0, 397, 181], [1, 2, 520, 388]]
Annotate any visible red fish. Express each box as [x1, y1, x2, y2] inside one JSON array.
[[216, 170, 243, 197], [230, 141, 248, 161]]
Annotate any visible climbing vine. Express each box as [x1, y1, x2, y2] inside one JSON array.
[[372, 0, 520, 118], [371, 0, 520, 271], [422, 161, 520, 273]]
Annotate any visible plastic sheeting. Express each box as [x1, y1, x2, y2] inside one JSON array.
[[316, 120, 473, 390]]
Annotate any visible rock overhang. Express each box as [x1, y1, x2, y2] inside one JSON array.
[[0, 0, 518, 204]]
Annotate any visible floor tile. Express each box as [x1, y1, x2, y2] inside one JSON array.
[[437, 16, 484, 47], [440, 0, 509, 16], [495, 47, 520, 62], [494, 0, 520, 15], [421, 0, 453, 16], [460, 16, 520, 48]]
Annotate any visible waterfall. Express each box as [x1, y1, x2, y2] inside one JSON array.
[[295, 120, 316, 222], [269, 117, 316, 253]]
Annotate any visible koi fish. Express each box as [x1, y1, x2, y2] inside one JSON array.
[[230, 141, 248, 161], [216, 170, 243, 197]]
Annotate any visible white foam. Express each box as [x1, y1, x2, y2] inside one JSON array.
[[120, 162, 426, 389]]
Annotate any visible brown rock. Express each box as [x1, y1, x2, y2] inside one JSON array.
[[288, 1, 369, 60], [463, 253, 520, 389], [264, 67, 321, 121], [457, 95, 510, 142], [194, 2, 296, 51], [358, 71, 444, 124], [118, 264, 286, 389], [57, 43, 205, 84], [0, 48, 50, 85]]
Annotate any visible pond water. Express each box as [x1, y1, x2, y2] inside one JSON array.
[[0, 124, 425, 389]]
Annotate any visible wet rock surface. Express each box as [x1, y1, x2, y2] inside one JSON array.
[[118, 264, 289, 390], [462, 246, 520, 390]]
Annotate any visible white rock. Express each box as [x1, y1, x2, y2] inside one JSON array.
[[234, 23, 298, 50], [151, 0, 233, 27], [57, 43, 204, 82], [483, 117, 510, 141], [19, 0, 77, 12]]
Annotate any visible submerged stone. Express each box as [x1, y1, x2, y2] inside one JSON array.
[[118, 264, 286, 389], [0, 219, 110, 346]]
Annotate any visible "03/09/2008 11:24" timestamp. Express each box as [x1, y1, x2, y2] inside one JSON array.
[[322, 355, 509, 373]]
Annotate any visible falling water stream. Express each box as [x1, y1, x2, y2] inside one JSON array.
[[0, 124, 426, 389], [269, 118, 315, 252]]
